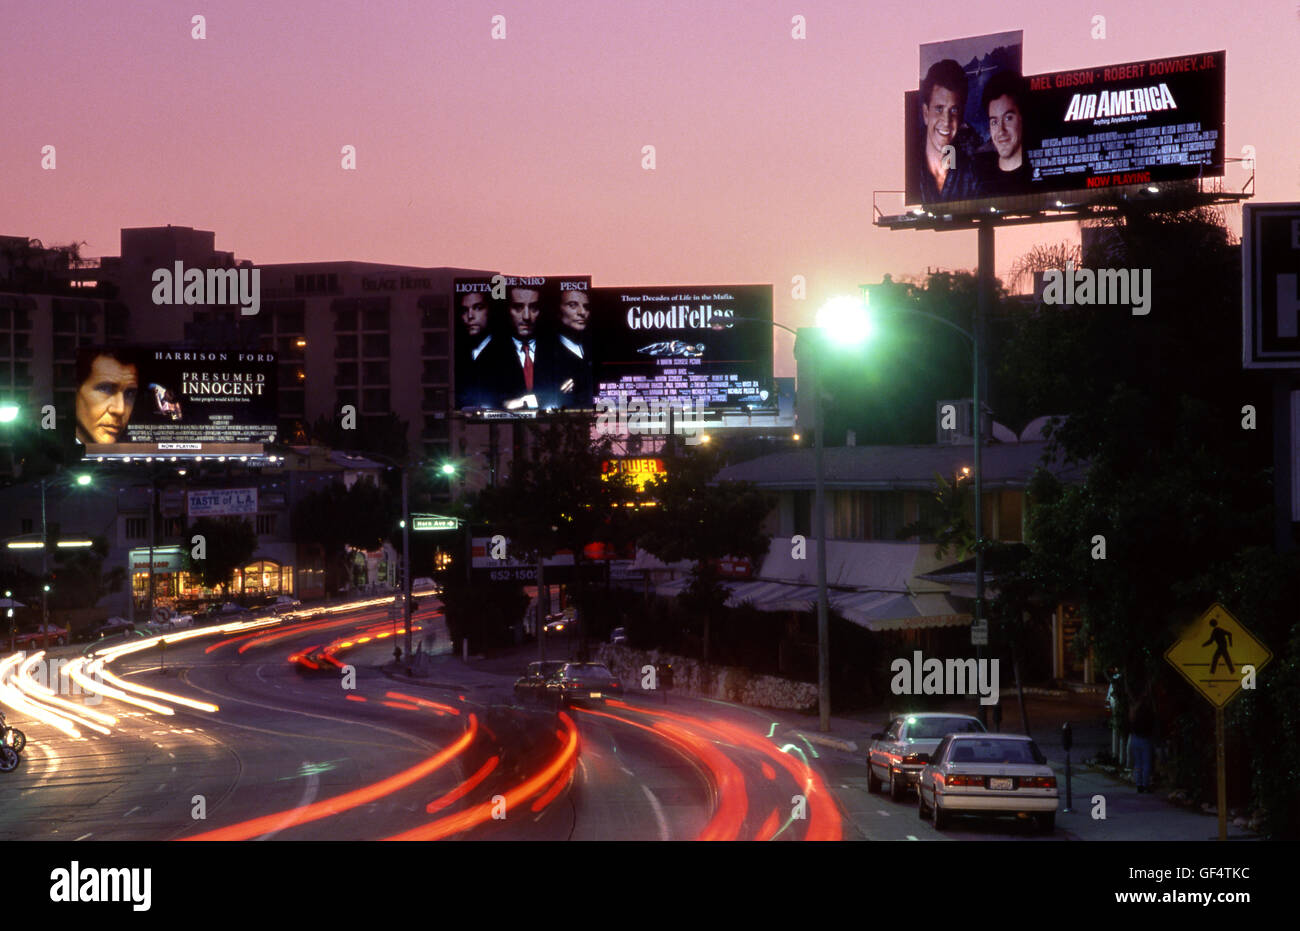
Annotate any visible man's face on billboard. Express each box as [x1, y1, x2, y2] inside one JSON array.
[[559, 291, 590, 333], [76, 355, 139, 444], [460, 292, 489, 337], [922, 85, 963, 157], [509, 289, 541, 338], [987, 94, 1023, 162]]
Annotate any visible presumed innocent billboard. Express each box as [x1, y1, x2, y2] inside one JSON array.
[[74, 345, 278, 457]]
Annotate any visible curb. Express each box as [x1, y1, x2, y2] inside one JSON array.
[[785, 729, 859, 753]]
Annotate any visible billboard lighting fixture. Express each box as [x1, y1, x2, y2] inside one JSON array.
[[195, 456, 204, 462], [56, 540, 93, 548], [123, 457, 131, 462], [7, 541, 43, 549], [218, 456, 226, 462], [145, 456, 153, 462], [240, 456, 248, 462]]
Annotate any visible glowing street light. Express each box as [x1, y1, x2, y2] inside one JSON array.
[[0, 404, 18, 423], [815, 295, 871, 346]]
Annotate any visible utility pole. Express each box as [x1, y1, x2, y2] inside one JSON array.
[[40, 478, 49, 651], [401, 465, 413, 662]]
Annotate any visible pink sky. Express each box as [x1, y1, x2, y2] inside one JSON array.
[[3, 1, 1295, 373]]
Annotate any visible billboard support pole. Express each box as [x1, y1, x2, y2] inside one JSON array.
[[974, 220, 992, 727]]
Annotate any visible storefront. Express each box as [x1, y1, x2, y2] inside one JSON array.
[[132, 547, 296, 607], [129, 546, 185, 612]]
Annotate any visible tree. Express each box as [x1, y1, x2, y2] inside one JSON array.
[[183, 517, 259, 598], [992, 206, 1296, 832], [291, 477, 396, 594], [635, 445, 771, 663], [49, 536, 124, 610], [477, 413, 635, 654]]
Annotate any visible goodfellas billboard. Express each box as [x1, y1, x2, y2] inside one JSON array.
[[906, 31, 1225, 212], [453, 278, 775, 415], [589, 284, 775, 413], [74, 345, 278, 458]]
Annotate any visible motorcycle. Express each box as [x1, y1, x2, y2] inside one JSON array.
[[0, 711, 25, 754]]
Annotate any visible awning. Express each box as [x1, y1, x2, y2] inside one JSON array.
[[653, 576, 969, 632]]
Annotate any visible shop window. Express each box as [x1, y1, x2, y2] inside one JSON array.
[[126, 517, 147, 539]]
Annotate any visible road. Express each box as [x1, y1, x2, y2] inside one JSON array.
[[4, 596, 1207, 841], [0, 599, 841, 841]]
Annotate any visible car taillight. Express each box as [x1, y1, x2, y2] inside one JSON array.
[[1020, 776, 1057, 788], [947, 775, 984, 787]]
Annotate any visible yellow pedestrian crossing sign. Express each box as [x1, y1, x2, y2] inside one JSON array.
[[1165, 603, 1273, 707]]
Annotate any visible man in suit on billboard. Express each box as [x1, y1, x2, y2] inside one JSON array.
[[455, 289, 495, 408], [550, 287, 594, 407], [481, 285, 554, 409]]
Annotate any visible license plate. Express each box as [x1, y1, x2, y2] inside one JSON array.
[[990, 777, 1013, 790], [590, 692, 602, 698]]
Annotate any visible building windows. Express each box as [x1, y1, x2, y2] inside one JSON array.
[[362, 333, 388, 357], [256, 514, 276, 536], [363, 388, 390, 411], [997, 490, 1024, 542], [163, 517, 185, 537], [422, 331, 448, 357], [336, 389, 358, 409], [334, 303, 357, 330], [335, 334, 358, 358], [871, 493, 906, 541], [362, 361, 388, 384], [362, 307, 389, 331], [422, 387, 447, 410], [125, 517, 147, 539], [422, 360, 448, 384], [335, 362, 357, 386], [280, 391, 305, 415], [418, 295, 446, 329]]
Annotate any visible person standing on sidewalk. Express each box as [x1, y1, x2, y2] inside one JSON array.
[[1106, 668, 1128, 767], [1128, 692, 1156, 793]]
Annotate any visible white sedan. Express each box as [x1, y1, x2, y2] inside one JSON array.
[[916, 733, 1059, 834]]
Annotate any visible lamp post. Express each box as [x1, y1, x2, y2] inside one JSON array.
[[862, 285, 989, 722], [39, 471, 93, 651], [724, 298, 868, 732]]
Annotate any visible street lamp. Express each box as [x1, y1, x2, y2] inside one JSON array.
[[37, 469, 94, 651], [863, 287, 990, 721], [726, 297, 869, 732]]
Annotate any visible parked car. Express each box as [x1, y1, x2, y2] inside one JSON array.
[[271, 595, 302, 614], [544, 662, 623, 708], [916, 733, 1059, 833], [12, 624, 69, 648], [867, 713, 986, 801], [543, 616, 570, 634], [513, 661, 566, 702]]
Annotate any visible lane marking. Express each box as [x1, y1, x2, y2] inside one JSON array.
[[123, 806, 141, 817], [74, 833, 93, 841], [641, 785, 671, 841], [255, 769, 321, 841]]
